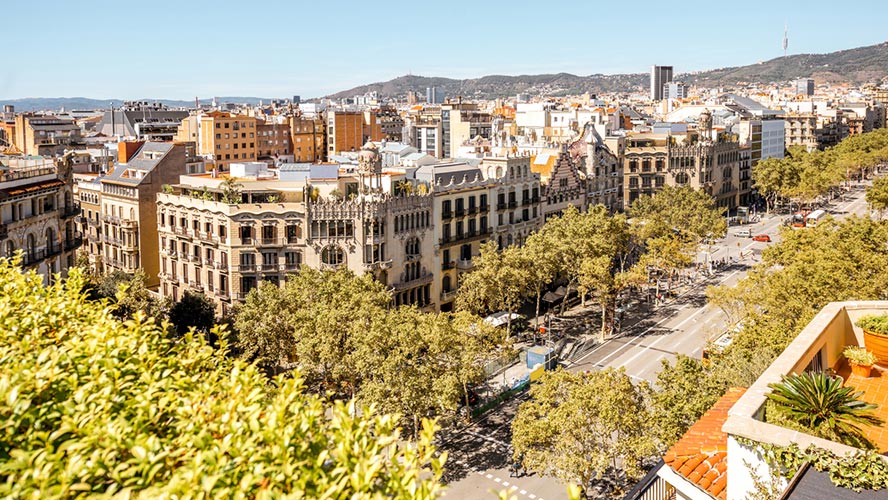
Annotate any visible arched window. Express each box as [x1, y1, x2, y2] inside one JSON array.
[[26, 233, 36, 257], [722, 167, 732, 179], [442, 275, 452, 293], [675, 173, 689, 185], [321, 245, 344, 266], [45, 227, 56, 253], [405, 238, 420, 257]]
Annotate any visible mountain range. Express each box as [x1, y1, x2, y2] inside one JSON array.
[[3, 41, 886, 111]]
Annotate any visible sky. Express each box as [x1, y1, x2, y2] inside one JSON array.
[[2, 0, 886, 101]]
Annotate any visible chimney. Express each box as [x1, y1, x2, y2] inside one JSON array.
[[118, 141, 145, 164]]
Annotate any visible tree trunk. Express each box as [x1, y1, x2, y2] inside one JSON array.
[[535, 288, 542, 331]]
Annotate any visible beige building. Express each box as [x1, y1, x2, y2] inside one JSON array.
[[157, 145, 542, 314], [623, 132, 741, 210], [98, 141, 203, 288], [176, 112, 258, 171], [13, 114, 82, 156], [157, 144, 436, 315], [442, 101, 492, 159], [0, 154, 81, 282]]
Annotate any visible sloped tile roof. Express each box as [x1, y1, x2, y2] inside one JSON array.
[[662, 387, 746, 500]]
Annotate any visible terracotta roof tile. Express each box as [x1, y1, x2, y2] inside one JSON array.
[[662, 388, 746, 500]]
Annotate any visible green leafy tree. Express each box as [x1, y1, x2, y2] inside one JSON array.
[[354, 308, 503, 435], [456, 241, 529, 336], [168, 289, 217, 336], [220, 176, 242, 204], [753, 156, 799, 213], [866, 176, 888, 218], [650, 355, 726, 448], [511, 368, 657, 495], [521, 229, 560, 329], [0, 259, 445, 499], [92, 269, 166, 321], [767, 372, 885, 449], [233, 280, 296, 374], [236, 267, 390, 392]]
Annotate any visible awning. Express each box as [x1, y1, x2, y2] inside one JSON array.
[[0, 179, 64, 197]]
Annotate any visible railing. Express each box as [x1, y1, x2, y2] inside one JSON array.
[[456, 259, 473, 270], [259, 238, 282, 247], [283, 262, 301, 271], [22, 250, 46, 266], [214, 288, 230, 299], [455, 208, 465, 217], [236, 264, 256, 272], [467, 206, 478, 214], [64, 234, 83, 251], [102, 214, 121, 225], [259, 263, 278, 271], [60, 203, 81, 219], [442, 211, 453, 220], [496, 202, 506, 210], [439, 235, 452, 245], [442, 261, 454, 270], [393, 272, 433, 291], [479, 204, 489, 212], [441, 289, 458, 302], [508, 201, 517, 208], [240, 237, 253, 245], [174, 226, 189, 236]]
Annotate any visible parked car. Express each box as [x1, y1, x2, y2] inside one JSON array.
[[752, 234, 771, 242]]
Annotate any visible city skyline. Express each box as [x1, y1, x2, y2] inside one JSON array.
[[3, 0, 887, 101]]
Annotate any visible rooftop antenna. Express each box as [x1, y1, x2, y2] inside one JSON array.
[[783, 23, 789, 59]]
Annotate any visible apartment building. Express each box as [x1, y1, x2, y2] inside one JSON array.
[[623, 132, 741, 209], [442, 101, 492, 159], [256, 120, 291, 163], [326, 110, 365, 156], [13, 114, 82, 156], [0, 154, 81, 282], [157, 145, 436, 315], [95, 101, 189, 141], [98, 141, 203, 288], [532, 149, 586, 220], [176, 112, 258, 171], [156, 144, 542, 314], [74, 174, 103, 271], [290, 114, 326, 162]]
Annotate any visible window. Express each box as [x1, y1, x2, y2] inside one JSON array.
[[239, 225, 253, 243], [321, 245, 344, 266], [286, 224, 301, 243]]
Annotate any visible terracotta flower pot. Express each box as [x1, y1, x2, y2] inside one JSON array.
[[850, 363, 873, 378], [863, 330, 888, 365]]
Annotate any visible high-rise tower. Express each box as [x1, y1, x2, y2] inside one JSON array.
[[650, 65, 674, 101]]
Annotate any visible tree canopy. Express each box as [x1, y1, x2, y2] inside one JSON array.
[[0, 259, 445, 499], [511, 368, 657, 494]]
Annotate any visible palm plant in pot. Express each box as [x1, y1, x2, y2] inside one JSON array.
[[856, 314, 888, 365], [844, 346, 878, 378]]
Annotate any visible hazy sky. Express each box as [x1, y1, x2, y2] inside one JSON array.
[[2, 0, 886, 100]]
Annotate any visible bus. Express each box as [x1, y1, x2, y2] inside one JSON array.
[[805, 209, 827, 228]]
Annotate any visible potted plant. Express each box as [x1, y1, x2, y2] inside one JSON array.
[[856, 314, 888, 364], [843, 346, 878, 377]]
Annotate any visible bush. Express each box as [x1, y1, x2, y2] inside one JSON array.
[[0, 259, 444, 498]]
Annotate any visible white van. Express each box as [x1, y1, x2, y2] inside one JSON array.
[[735, 228, 751, 238]]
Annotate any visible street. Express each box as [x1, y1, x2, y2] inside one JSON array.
[[439, 184, 874, 500]]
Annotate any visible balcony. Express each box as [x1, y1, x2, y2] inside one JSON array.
[[240, 237, 254, 245], [439, 235, 452, 245], [441, 289, 459, 302], [214, 288, 230, 300], [187, 254, 201, 263], [236, 264, 257, 272], [64, 234, 83, 251], [204, 259, 217, 269], [258, 238, 282, 247], [393, 271, 433, 291], [442, 261, 455, 270], [496, 202, 507, 210], [467, 206, 478, 215], [101, 214, 121, 225], [508, 201, 517, 209], [162, 248, 178, 258], [362, 260, 393, 272], [455, 208, 466, 217], [259, 263, 278, 272], [442, 210, 453, 220], [456, 258, 473, 270], [283, 262, 301, 271], [479, 204, 489, 212], [174, 226, 190, 237], [60, 203, 81, 219]]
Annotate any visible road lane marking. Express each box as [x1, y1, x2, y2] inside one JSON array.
[[619, 305, 710, 370]]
